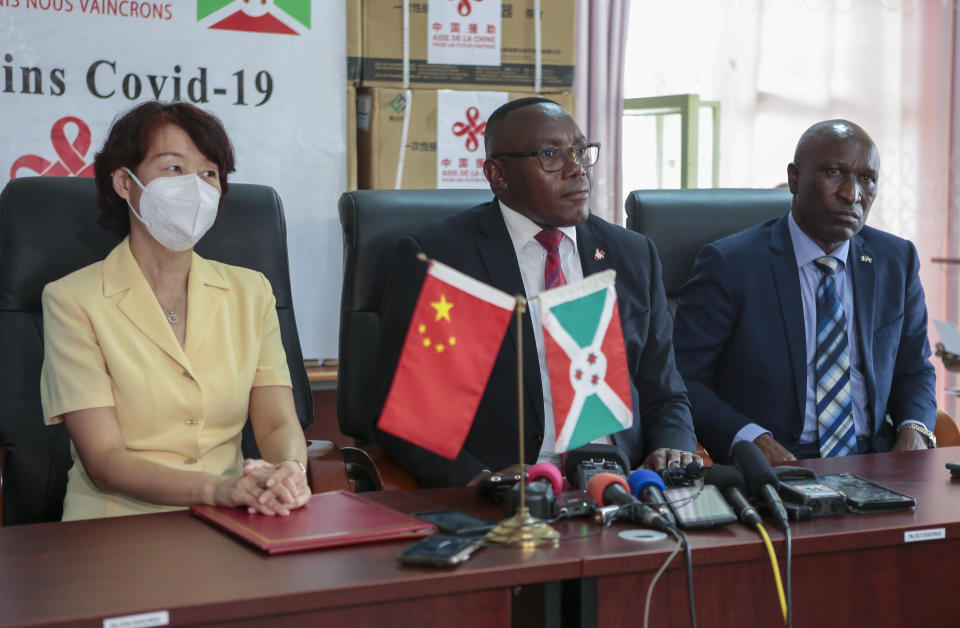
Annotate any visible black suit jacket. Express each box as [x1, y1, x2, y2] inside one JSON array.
[[375, 200, 696, 487], [673, 215, 937, 461]]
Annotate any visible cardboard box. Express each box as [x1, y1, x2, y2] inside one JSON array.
[[357, 87, 575, 189], [347, 0, 362, 84], [346, 84, 358, 191], [360, 0, 575, 92]]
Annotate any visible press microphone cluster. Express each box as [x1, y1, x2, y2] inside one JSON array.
[[586, 472, 673, 532]]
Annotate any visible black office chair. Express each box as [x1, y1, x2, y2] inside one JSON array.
[[337, 189, 492, 485], [0, 176, 319, 525], [625, 188, 792, 314]]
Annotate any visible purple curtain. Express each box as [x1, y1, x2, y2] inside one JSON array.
[[574, 0, 631, 225]]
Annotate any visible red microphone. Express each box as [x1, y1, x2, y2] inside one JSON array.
[[586, 472, 671, 531]]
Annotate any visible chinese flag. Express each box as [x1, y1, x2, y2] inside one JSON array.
[[378, 260, 516, 459]]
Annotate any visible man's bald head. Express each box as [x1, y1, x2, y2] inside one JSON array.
[[484, 96, 561, 157], [793, 119, 875, 163]]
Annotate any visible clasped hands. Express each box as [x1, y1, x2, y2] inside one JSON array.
[[215, 458, 309, 516]]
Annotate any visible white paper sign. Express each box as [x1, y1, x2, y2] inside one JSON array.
[[427, 0, 502, 66], [904, 528, 945, 543], [103, 610, 169, 628], [436, 90, 507, 189], [0, 1, 345, 360], [934, 320, 960, 355]]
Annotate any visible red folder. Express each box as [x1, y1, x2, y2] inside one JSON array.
[[190, 490, 436, 554]]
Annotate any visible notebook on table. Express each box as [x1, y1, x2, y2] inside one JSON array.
[[190, 490, 436, 554]]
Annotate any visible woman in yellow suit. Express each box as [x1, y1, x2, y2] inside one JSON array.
[[40, 101, 309, 521]]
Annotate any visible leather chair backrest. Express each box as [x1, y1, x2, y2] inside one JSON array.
[[338, 189, 492, 443], [625, 188, 792, 309], [0, 176, 313, 525]]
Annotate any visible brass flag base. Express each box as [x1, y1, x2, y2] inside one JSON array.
[[485, 506, 560, 548]]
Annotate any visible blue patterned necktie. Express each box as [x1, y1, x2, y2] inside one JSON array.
[[814, 256, 857, 457]]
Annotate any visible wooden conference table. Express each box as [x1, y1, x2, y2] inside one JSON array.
[[2, 447, 959, 627]]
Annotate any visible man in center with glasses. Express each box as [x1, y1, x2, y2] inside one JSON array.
[[375, 98, 699, 487]]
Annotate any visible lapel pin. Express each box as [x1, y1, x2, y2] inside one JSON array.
[[860, 255, 872, 263], [594, 248, 605, 261]]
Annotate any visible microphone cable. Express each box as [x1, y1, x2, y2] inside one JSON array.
[[755, 522, 788, 623], [642, 528, 683, 628], [670, 525, 698, 628], [783, 523, 793, 628]]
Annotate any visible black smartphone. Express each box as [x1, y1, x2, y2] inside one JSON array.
[[397, 534, 484, 567], [818, 473, 917, 513], [946, 462, 960, 478], [664, 484, 738, 529], [412, 510, 496, 536]]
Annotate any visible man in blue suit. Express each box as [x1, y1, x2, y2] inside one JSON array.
[[375, 98, 699, 487], [673, 120, 936, 463]]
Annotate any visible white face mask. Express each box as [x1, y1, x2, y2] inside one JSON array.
[[124, 168, 221, 252]]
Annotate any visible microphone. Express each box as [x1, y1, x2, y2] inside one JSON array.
[[502, 462, 562, 519], [563, 444, 631, 490], [705, 465, 761, 526], [525, 462, 563, 496], [586, 472, 672, 532], [732, 441, 789, 526], [659, 461, 705, 487], [628, 469, 677, 526]]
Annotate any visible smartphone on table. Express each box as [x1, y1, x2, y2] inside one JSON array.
[[397, 534, 484, 567], [412, 510, 496, 536], [664, 484, 737, 529], [946, 462, 960, 479], [818, 473, 916, 513]]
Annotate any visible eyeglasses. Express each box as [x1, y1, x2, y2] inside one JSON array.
[[491, 142, 601, 172]]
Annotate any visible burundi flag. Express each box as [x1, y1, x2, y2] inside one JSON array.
[[378, 259, 517, 459], [197, 1, 311, 36], [538, 269, 633, 453]]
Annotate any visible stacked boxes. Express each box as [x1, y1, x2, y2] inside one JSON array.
[[358, 88, 574, 189], [361, 0, 575, 91], [351, 0, 577, 190]]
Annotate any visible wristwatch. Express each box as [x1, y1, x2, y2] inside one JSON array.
[[896, 423, 936, 448]]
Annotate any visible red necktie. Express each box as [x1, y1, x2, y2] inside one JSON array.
[[534, 228, 567, 290], [535, 228, 569, 482]]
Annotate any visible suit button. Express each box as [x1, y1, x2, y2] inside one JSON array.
[[184, 458, 198, 464], [535, 435, 543, 444], [789, 433, 799, 442]]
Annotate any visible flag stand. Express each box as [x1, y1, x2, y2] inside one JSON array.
[[486, 297, 559, 548]]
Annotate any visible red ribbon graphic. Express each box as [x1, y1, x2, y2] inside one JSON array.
[[452, 107, 486, 153], [10, 116, 96, 179], [454, 0, 482, 17]]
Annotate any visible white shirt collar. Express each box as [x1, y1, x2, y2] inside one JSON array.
[[498, 199, 578, 256]]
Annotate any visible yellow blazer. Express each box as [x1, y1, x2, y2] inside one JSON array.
[[40, 238, 292, 520]]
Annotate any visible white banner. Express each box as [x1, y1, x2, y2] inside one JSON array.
[[426, 0, 501, 66], [436, 89, 506, 188], [0, 0, 345, 361]]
